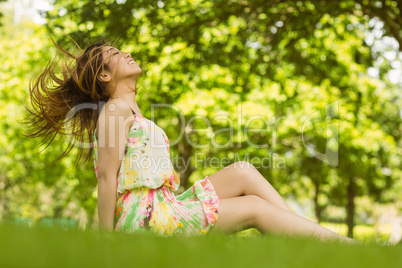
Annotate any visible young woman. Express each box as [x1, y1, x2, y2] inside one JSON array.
[[26, 40, 356, 243]]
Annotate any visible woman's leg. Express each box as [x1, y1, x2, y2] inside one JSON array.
[[209, 195, 355, 243], [208, 161, 292, 212], [207, 161, 356, 243]]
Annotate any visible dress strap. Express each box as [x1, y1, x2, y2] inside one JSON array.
[[130, 108, 144, 118], [129, 107, 140, 116]]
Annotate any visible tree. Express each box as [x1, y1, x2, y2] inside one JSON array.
[[0, 13, 98, 228], [0, 0, 400, 238], [42, 0, 401, 238]]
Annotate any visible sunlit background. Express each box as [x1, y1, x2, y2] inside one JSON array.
[[0, 0, 401, 244]]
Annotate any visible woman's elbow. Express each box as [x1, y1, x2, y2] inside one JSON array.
[[97, 171, 118, 183]]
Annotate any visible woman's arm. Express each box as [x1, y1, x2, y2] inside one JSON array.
[[96, 99, 134, 231]]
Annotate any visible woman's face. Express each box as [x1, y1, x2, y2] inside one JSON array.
[[100, 45, 142, 82]]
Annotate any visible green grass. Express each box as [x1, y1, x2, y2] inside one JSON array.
[[0, 221, 401, 268], [320, 222, 392, 244]]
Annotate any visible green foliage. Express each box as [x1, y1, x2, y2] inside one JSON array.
[[0, 14, 97, 226], [0, 0, 401, 239], [44, 0, 402, 236]]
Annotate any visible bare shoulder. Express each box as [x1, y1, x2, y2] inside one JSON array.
[[97, 99, 134, 132], [102, 98, 132, 116]]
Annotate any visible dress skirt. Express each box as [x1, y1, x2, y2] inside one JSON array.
[[114, 176, 220, 236]]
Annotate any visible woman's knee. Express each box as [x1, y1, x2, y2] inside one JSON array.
[[230, 161, 259, 187], [232, 194, 270, 231], [243, 194, 270, 227], [211, 195, 267, 233], [227, 161, 256, 183], [208, 161, 258, 199], [231, 161, 256, 171]]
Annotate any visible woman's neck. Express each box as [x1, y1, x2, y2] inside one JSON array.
[[109, 91, 142, 115]]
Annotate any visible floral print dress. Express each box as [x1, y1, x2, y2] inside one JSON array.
[[93, 111, 219, 236]]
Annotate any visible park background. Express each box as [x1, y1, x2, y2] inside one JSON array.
[[0, 0, 401, 244]]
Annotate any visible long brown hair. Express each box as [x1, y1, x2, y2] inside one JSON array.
[[22, 36, 125, 166]]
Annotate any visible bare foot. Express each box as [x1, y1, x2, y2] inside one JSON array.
[[342, 237, 362, 245]]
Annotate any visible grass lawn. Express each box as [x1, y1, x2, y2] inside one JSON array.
[[0, 221, 401, 268]]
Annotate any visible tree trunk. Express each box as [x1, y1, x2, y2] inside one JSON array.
[[313, 182, 322, 222], [346, 177, 356, 238], [177, 138, 195, 189]]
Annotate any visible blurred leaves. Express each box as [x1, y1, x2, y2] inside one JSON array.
[[0, 0, 401, 236]]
